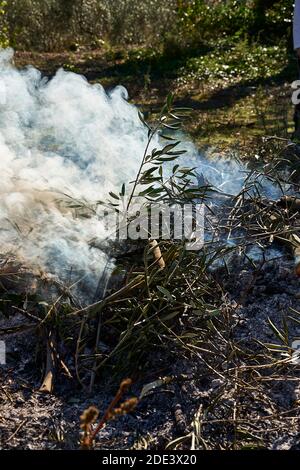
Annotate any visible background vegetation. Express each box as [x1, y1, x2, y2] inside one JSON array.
[[0, 1, 293, 52], [3, 0, 177, 51], [1, 1, 294, 148]]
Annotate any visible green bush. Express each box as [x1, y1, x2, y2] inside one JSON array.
[[182, 39, 288, 83], [261, 0, 293, 41], [177, 1, 254, 43], [5, 0, 177, 51], [2, 0, 293, 53], [177, 0, 293, 45], [6, 0, 81, 51]]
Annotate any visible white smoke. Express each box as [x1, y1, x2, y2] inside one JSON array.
[[0, 48, 288, 301], [0, 48, 159, 300]]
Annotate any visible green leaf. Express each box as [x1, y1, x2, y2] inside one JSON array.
[[155, 156, 179, 162], [162, 142, 180, 153], [167, 93, 174, 110], [161, 135, 177, 141], [163, 123, 181, 130], [138, 110, 150, 130], [151, 148, 162, 159], [109, 191, 120, 200], [141, 167, 158, 178], [175, 107, 192, 112], [138, 186, 156, 196], [157, 286, 174, 302], [166, 150, 187, 156]]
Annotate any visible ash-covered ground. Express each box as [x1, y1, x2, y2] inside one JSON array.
[[1, 252, 300, 450]]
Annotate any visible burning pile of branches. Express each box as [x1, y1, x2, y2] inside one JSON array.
[[1, 51, 300, 449], [2, 94, 300, 391]]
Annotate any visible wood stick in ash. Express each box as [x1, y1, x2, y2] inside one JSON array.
[[277, 196, 300, 212], [149, 239, 165, 269], [39, 330, 56, 393], [291, 233, 300, 277]]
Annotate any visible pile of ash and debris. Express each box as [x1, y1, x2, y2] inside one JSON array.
[[1, 195, 300, 450]]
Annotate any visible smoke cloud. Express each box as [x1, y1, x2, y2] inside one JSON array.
[[0, 48, 285, 301], [0, 48, 159, 300]]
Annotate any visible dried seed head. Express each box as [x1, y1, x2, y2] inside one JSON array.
[[80, 406, 99, 429], [111, 407, 122, 418], [120, 397, 138, 413], [119, 378, 132, 393], [110, 398, 138, 419], [80, 435, 92, 450]]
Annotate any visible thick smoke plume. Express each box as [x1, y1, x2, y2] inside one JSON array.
[[0, 49, 283, 301], [0, 48, 158, 300]]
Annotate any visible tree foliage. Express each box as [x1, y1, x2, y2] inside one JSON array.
[[0, 0, 294, 52], [5, 0, 177, 51], [177, 0, 293, 46]]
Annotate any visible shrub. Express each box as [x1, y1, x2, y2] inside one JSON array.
[[2, 1, 293, 54], [177, 1, 254, 41], [177, 0, 293, 45], [5, 0, 178, 51], [182, 39, 288, 83]]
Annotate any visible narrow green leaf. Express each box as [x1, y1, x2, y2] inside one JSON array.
[[167, 93, 174, 109], [157, 286, 173, 302], [109, 192, 120, 200]]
